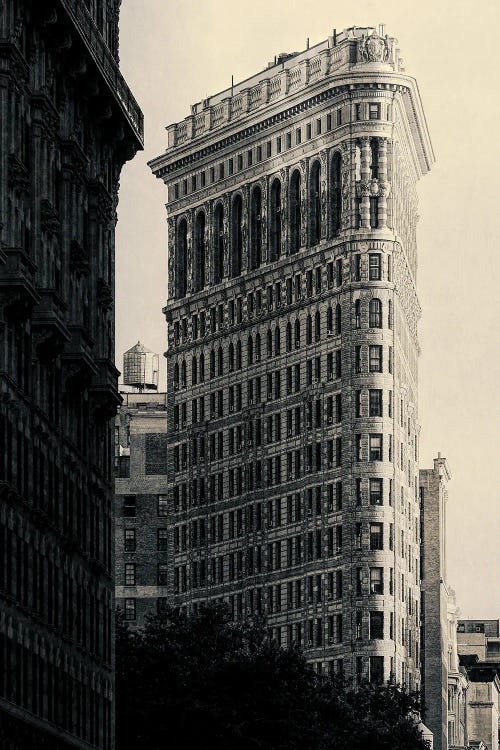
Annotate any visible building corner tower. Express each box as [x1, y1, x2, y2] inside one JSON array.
[[149, 25, 433, 687]]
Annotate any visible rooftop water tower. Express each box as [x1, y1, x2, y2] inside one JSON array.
[[123, 342, 159, 391]]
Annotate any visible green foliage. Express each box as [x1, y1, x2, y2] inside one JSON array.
[[116, 604, 428, 750]]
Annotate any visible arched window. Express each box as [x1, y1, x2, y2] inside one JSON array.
[[176, 218, 188, 298], [210, 350, 215, 378], [174, 362, 180, 387], [294, 319, 300, 348], [290, 170, 301, 254], [228, 342, 235, 371], [267, 329, 273, 358], [309, 160, 321, 246], [217, 346, 223, 375], [236, 340, 242, 370], [213, 203, 224, 284], [331, 152, 342, 235], [286, 322, 292, 352], [199, 353, 205, 382], [274, 325, 280, 355], [249, 186, 262, 270], [335, 304, 342, 335], [355, 299, 361, 329], [255, 332, 261, 362], [194, 211, 206, 291], [248, 335, 254, 365], [314, 311, 321, 341], [270, 178, 281, 261], [181, 360, 186, 387], [327, 306, 333, 333], [306, 314, 312, 345], [369, 298, 382, 328], [192, 355, 198, 385], [231, 194, 242, 278]]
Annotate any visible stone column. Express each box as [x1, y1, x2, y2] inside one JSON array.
[[360, 137, 371, 229], [378, 138, 390, 228], [340, 140, 352, 231]]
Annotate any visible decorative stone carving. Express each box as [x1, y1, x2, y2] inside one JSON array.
[[241, 186, 249, 272], [279, 168, 288, 253], [260, 177, 268, 261], [357, 30, 391, 64], [340, 142, 351, 231], [97, 278, 113, 311], [205, 201, 212, 285], [186, 209, 193, 293], [299, 159, 307, 248], [167, 217, 175, 298], [69, 240, 89, 276], [222, 194, 230, 278], [319, 150, 328, 239]]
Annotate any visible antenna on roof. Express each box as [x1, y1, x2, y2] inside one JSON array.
[[306, 37, 309, 50], [231, 75, 234, 95], [379, 23, 386, 36]]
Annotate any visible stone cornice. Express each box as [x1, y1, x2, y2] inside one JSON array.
[[150, 82, 402, 181]]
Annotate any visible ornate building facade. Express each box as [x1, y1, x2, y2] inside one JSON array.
[[0, 1, 142, 748], [149, 26, 433, 685]]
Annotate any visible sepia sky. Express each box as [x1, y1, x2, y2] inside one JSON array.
[[115, 0, 500, 618]]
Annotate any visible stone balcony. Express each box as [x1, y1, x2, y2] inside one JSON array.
[[0, 248, 39, 322]]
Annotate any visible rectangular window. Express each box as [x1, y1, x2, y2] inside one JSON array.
[[228, 158, 234, 175], [370, 655, 384, 685], [355, 103, 362, 120], [124, 598, 136, 621], [295, 128, 301, 145], [123, 495, 136, 517], [277, 135, 282, 153], [158, 495, 168, 516], [369, 346, 382, 373], [336, 109, 342, 127], [158, 563, 168, 586], [124, 529, 136, 552], [369, 103, 381, 120], [256, 145, 262, 162], [247, 149, 253, 167], [369, 478, 383, 506], [219, 163, 225, 179], [369, 567, 384, 594], [369, 389, 383, 417], [316, 118, 322, 135], [157, 528, 168, 551], [370, 523, 383, 550], [369, 253, 381, 280], [306, 123, 312, 140], [286, 132, 292, 149], [369, 434, 383, 461], [326, 113, 332, 130], [125, 563, 136, 586]]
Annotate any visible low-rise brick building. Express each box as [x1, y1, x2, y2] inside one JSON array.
[[115, 391, 169, 623]]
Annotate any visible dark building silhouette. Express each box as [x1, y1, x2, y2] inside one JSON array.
[[0, 1, 142, 747]]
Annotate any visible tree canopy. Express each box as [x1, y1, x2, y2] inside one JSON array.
[[116, 603, 428, 750]]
